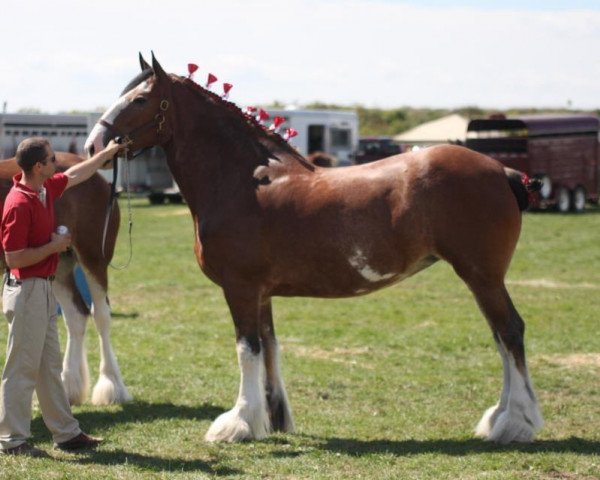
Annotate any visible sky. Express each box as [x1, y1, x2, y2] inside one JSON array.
[[1, 0, 599, 113]]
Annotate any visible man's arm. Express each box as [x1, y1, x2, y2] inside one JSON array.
[[64, 140, 126, 190], [4, 233, 71, 269]]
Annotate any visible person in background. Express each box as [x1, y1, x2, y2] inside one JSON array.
[[0, 137, 125, 457]]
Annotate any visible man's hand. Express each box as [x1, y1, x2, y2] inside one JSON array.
[[64, 139, 128, 189], [100, 139, 128, 165], [5, 233, 72, 268], [50, 232, 72, 253]]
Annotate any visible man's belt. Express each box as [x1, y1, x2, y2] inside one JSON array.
[[5, 273, 55, 286]]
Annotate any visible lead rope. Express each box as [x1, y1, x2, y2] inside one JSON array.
[[109, 156, 133, 270], [101, 154, 133, 270]]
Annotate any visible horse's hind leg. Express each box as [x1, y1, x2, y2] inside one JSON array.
[[260, 299, 295, 433], [205, 285, 270, 442], [82, 267, 132, 405], [467, 281, 543, 443], [54, 254, 90, 405]]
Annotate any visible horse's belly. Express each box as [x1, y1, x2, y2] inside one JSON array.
[[269, 254, 437, 298]]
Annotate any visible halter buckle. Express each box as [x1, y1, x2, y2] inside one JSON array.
[[160, 100, 169, 111], [155, 113, 166, 132]]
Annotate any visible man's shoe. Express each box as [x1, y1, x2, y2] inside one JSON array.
[[0, 442, 48, 458], [54, 432, 103, 451]]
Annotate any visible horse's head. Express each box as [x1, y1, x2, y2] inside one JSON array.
[[85, 53, 172, 159]]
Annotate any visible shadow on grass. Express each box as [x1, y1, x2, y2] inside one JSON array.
[[111, 311, 139, 319], [73, 400, 225, 427], [313, 436, 600, 457], [69, 448, 240, 476], [30, 402, 235, 475]]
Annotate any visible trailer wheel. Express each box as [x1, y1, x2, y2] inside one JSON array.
[[537, 174, 552, 199], [572, 186, 586, 213], [148, 193, 166, 205], [555, 186, 571, 213]]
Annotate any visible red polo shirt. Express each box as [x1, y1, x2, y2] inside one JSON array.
[[1, 173, 68, 279]]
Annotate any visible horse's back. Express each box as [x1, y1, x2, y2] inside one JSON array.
[[257, 144, 521, 295]]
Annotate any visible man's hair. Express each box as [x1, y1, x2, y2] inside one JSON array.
[[16, 137, 51, 172]]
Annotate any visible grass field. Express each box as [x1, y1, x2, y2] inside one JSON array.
[[1, 198, 599, 479]]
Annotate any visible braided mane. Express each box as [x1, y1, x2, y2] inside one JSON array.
[[174, 75, 307, 162]]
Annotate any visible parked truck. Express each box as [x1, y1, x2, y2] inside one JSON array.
[[466, 114, 600, 212]]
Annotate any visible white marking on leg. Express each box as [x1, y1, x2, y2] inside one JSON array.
[[85, 273, 132, 405], [53, 280, 90, 405], [205, 340, 270, 442], [479, 348, 543, 444], [348, 248, 395, 282], [475, 340, 510, 438]]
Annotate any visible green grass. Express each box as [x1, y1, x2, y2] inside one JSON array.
[[1, 198, 599, 479]]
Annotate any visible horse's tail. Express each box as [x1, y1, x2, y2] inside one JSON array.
[[504, 167, 542, 211]]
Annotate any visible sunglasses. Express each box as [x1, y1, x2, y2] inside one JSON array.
[[40, 155, 56, 165]]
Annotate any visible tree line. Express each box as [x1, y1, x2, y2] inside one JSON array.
[[17, 104, 600, 138], [269, 102, 599, 137]]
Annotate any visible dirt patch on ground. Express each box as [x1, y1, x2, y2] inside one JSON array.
[[507, 278, 600, 290], [283, 344, 371, 366], [534, 353, 600, 368]]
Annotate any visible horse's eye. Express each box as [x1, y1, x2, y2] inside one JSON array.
[[133, 96, 147, 105]]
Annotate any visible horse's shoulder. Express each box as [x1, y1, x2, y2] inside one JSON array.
[[56, 151, 85, 171]]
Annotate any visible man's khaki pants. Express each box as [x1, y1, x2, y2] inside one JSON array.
[[0, 277, 80, 449]]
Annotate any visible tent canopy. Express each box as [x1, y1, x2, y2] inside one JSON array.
[[394, 114, 468, 144]]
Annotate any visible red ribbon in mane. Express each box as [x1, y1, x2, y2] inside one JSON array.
[[187, 63, 199, 78], [223, 83, 233, 98], [206, 73, 218, 88], [284, 128, 298, 141]]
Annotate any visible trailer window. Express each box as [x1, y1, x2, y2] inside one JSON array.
[[330, 128, 351, 148], [466, 128, 528, 154], [308, 125, 325, 153]]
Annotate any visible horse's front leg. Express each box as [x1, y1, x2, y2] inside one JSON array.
[[53, 261, 90, 405], [83, 269, 132, 405], [205, 286, 270, 442], [260, 299, 295, 433]]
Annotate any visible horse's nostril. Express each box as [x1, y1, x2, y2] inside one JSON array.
[[89, 145, 95, 156]]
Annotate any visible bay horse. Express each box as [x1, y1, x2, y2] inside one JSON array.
[[85, 54, 543, 444], [0, 152, 131, 406]]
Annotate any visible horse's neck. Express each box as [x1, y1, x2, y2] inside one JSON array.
[[163, 101, 306, 215]]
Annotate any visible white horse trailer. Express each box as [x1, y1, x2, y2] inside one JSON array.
[[266, 108, 359, 165]]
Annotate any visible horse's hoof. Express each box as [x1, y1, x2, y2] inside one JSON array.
[[62, 372, 89, 406], [474, 403, 501, 438], [476, 403, 543, 444], [91, 375, 132, 405], [488, 410, 535, 444], [268, 395, 296, 433], [205, 408, 269, 443]]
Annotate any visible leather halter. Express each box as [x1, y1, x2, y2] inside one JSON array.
[[99, 99, 170, 157], [99, 98, 169, 263]]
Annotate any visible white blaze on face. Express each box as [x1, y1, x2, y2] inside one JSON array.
[[348, 248, 395, 282], [83, 80, 152, 157]]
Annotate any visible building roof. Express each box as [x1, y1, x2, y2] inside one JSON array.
[[467, 114, 599, 137], [393, 113, 468, 144]]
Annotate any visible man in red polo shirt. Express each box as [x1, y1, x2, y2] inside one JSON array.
[[0, 137, 125, 457]]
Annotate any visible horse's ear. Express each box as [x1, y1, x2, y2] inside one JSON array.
[[139, 52, 151, 71], [151, 51, 168, 82]]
